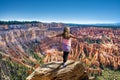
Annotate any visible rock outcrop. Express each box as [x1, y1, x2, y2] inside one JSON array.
[[26, 60, 89, 80]]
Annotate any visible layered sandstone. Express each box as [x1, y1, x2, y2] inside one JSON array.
[[26, 60, 89, 80]]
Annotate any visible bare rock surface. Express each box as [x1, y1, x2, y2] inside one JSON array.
[[26, 60, 89, 80]]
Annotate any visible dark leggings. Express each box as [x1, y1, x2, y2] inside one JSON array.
[[63, 51, 69, 63]]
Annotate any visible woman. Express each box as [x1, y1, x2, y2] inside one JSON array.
[[49, 27, 79, 67]]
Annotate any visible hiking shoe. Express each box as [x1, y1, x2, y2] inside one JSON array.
[[63, 64, 66, 67], [61, 63, 66, 68]]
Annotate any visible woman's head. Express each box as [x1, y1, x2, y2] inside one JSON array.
[[63, 27, 70, 39], [64, 27, 70, 33]]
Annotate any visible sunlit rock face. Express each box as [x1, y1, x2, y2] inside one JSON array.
[[0, 23, 65, 68], [0, 23, 66, 80], [26, 60, 89, 80]]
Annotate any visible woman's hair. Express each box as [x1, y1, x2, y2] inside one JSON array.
[[63, 27, 71, 39]]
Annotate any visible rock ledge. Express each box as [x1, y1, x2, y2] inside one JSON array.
[[26, 60, 89, 80]]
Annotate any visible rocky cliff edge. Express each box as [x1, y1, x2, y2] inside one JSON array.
[[26, 60, 90, 80]]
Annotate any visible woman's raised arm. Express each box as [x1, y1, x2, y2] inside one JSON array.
[[70, 34, 82, 39], [48, 33, 63, 38]]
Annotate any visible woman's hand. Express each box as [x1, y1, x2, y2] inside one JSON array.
[[47, 35, 53, 38], [77, 36, 83, 39], [70, 34, 82, 40]]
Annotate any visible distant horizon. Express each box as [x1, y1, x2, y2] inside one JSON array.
[[0, 20, 119, 24]]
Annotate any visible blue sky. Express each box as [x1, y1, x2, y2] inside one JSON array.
[[0, 0, 120, 24]]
